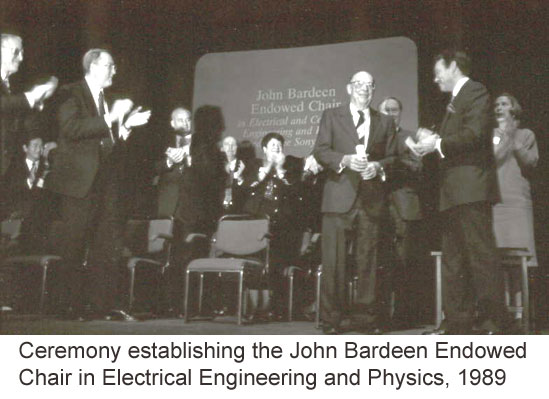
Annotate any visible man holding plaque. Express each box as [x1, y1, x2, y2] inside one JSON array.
[[313, 71, 397, 334], [414, 50, 510, 334]]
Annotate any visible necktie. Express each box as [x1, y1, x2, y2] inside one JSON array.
[[98, 91, 115, 143], [98, 91, 106, 116], [29, 161, 38, 187], [3, 78, 11, 94], [447, 96, 456, 113], [356, 110, 365, 129]]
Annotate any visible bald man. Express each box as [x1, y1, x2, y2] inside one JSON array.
[[156, 107, 193, 218], [313, 71, 397, 334]]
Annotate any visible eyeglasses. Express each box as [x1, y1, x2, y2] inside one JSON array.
[[96, 62, 117, 72], [2, 45, 23, 58], [350, 81, 375, 89]]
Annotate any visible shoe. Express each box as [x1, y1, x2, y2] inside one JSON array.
[[390, 319, 417, 331], [162, 308, 184, 319], [267, 311, 284, 322], [423, 328, 449, 335], [322, 325, 340, 335], [107, 309, 136, 322]]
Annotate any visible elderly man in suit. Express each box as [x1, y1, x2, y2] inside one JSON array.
[[1, 33, 57, 175], [154, 107, 199, 316], [416, 50, 510, 334], [378, 96, 424, 328], [156, 107, 193, 218], [313, 71, 397, 334], [46, 48, 150, 321]]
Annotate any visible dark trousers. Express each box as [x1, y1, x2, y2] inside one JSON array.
[[54, 166, 124, 315], [320, 203, 381, 328], [441, 201, 509, 330], [388, 202, 422, 323]]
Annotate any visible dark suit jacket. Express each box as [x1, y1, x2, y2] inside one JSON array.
[[0, 156, 46, 219], [1, 82, 32, 175], [390, 128, 423, 221], [438, 79, 499, 212], [155, 134, 189, 218], [313, 104, 397, 217], [45, 80, 114, 198]]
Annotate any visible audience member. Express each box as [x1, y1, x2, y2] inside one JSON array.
[[156, 107, 193, 218], [243, 132, 304, 320], [492, 93, 539, 312], [220, 136, 246, 214], [378, 96, 424, 329]]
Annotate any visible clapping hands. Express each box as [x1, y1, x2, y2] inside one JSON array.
[[407, 127, 440, 157]]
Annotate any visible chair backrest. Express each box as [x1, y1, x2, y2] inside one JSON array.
[[124, 218, 174, 256], [214, 215, 269, 257], [498, 247, 531, 266], [1, 218, 23, 241], [148, 219, 174, 254], [1, 219, 23, 254]]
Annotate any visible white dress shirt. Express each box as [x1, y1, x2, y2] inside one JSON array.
[[349, 103, 370, 145], [435, 77, 471, 158]]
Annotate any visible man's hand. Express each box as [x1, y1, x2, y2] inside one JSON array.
[[415, 134, 438, 156], [405, 136, 422, 158], [124, 106, 152, 128], [360, 161, 379, 180], [27, 76, 58, 110], [43, 141, 57, 159], [341, 154, 368, 172], [166, 147, 186, 165], [304, 154, 323, 175], [110, 99, 134, 122], [234, 160, 245, 181]]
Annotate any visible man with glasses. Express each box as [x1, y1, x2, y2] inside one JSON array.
[[1, 33, 58, 174], [313, 71, 397, 334], [46, 48, 151, 321]]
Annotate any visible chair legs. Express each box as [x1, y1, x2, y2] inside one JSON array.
[[315, 267, 322, 329], [288, 272, 294, 322], [519, 255, 529, 333], [184, 270, 246, 325], [183, 269, 190, 323], [431, 251, 443, 329], [128, 268, 136, 313], [237, 270, 244, 325], [198, 273, 204, 315], [433, 250, 533, 333], [39, 264, 49, 314]]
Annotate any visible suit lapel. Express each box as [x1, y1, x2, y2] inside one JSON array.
[[337, 104, 360, 145], [440, 80, 470, 135], [366, 108, 380, 152], [81, 80, 100, 117]]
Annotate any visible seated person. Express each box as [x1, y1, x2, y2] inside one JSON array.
[[0, 130, 56, 312], [1, 129, 55, 254], [220, 136, 246, 214], [243, 132, 304, 319]]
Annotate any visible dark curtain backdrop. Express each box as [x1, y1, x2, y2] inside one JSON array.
[[2, 0, 548, 301]]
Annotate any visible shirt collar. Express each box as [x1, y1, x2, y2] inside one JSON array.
[[452, 77, 470, 97], [85, 75, 103, 102], [26, 158, 38, 170], [349, 102, 370, 118]]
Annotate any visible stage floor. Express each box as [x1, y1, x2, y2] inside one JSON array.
[[1, 314, 545, 335], [0, 313, 431, 335]]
